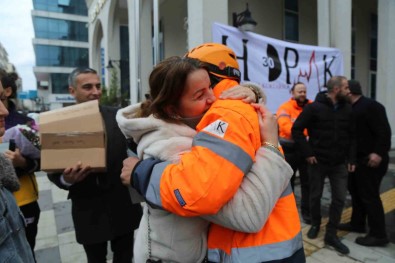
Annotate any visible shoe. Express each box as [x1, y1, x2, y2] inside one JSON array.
[[302, 213, 311, 224], [307, 225, 320, 239], [324, 235, 350, 255], [338, 222, 366, 233], [355, 235, 389, 247]]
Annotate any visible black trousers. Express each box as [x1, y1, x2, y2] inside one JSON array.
[[20, 201, 41, 262], [83, 232, 134, 263], [284, 149, 310, 216], [308, 162, 348, 236], [348, 156, 389, 238]]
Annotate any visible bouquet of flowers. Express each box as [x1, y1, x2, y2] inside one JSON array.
[[2, 124, 40, 159]]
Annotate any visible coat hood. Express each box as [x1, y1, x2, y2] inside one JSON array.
[[116, 103, 196, 161]]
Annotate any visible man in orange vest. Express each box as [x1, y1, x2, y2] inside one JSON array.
[[125, 43, 304, 262], [277, 82, 312, 224]]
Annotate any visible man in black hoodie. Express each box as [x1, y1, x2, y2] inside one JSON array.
[[292, 76, 356, 255], [338, 80, 391, 247]]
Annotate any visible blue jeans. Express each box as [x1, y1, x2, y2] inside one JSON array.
[[0, 186, 34, 263], [308, 163, 348, 236]]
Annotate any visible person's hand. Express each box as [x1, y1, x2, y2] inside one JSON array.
[[4, 148, 27, 168], [219, 85, 256, 103], [121, 157, 140, 186], [348, 163, 356, 172], [63, 161, 91, 184], [367, 153, 382, 168], [306, 156, 317, 165], [252, 103, 278, 146]]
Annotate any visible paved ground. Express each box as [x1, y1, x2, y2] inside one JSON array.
[[297, 163, 395, 263], [34, 154, 395, 263]]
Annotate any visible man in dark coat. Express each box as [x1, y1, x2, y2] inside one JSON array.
[[338, 80, 391, 247], [48, 68, 142, 263], [292, 76, 356, 255]]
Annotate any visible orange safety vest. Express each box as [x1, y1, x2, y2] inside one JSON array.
[[155, 79, 303, 262], [277, 98, 312, 140]]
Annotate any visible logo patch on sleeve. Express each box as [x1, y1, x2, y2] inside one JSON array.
[[202, 120, 229, 138], [174, 189, 186, 207]]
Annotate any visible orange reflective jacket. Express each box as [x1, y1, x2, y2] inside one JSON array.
[[138, 79, 304, 262], [277, 98, 312, 140]]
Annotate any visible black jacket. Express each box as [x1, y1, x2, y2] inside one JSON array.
[[48, 106, 142, 244], [292, 91, 356, 165], [352, 96, 392, 160]]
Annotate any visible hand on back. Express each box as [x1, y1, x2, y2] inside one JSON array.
[[252, 103, 278, 146], [219, 85, 257, 103]]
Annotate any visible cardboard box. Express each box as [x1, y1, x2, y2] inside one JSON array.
[[39, 100, 106, 172]]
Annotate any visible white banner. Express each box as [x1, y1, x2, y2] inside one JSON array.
[[212, 23, 344, 112]]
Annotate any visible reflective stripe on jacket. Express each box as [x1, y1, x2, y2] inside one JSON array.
[[277, 98, 311, 140], [207, 184, 304, 262]]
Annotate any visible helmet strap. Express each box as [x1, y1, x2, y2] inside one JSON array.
[[206, 64, 241, 83], [209, 74, 221, 89]]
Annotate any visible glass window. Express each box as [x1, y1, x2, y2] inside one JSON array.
[[369, 13, 377, 95], [120, 26, 130, 96], [285, 0, 298, 12], [284, 0, 299, 42], [370, 38, 377, 60], [351, 11, 356, 79], [34, 44, 89, 67], [51, 73, 70, 94], [370, 59, 377, 72], [369, 72, 376, 100], [33, 17, 88, 42], [370, 14, 378, 37], [370, 14, 378, 61], [285, 13, 299, 41], [33, 0, 87, 16]]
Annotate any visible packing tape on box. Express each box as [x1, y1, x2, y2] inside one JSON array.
[[41, 132, 104, 149]]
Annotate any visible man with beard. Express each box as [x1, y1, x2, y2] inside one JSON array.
[[277, 82, 312, 223], [338, 80, 391, 247], [292, 76, 356, 255]]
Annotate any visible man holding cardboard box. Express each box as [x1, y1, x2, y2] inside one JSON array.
[[47, 68, 142, 263]]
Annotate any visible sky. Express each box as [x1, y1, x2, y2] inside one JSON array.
[[0, 0, 36, 90]]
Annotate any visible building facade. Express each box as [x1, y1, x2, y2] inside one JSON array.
[[0, 43, 10, 71], [0, 42, 29, 110], [32, 0, 90, 109], [84, 0, 394, 147]]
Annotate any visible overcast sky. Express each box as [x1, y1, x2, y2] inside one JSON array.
[[0, 0, 35, 90]]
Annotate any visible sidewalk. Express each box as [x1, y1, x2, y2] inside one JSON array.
[[299, 166, 395, 262], [34, 157, 395, 262]]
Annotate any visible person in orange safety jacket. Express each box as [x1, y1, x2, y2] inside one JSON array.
[[131, 43, 305, 262], [277, 82, 312, 224]]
